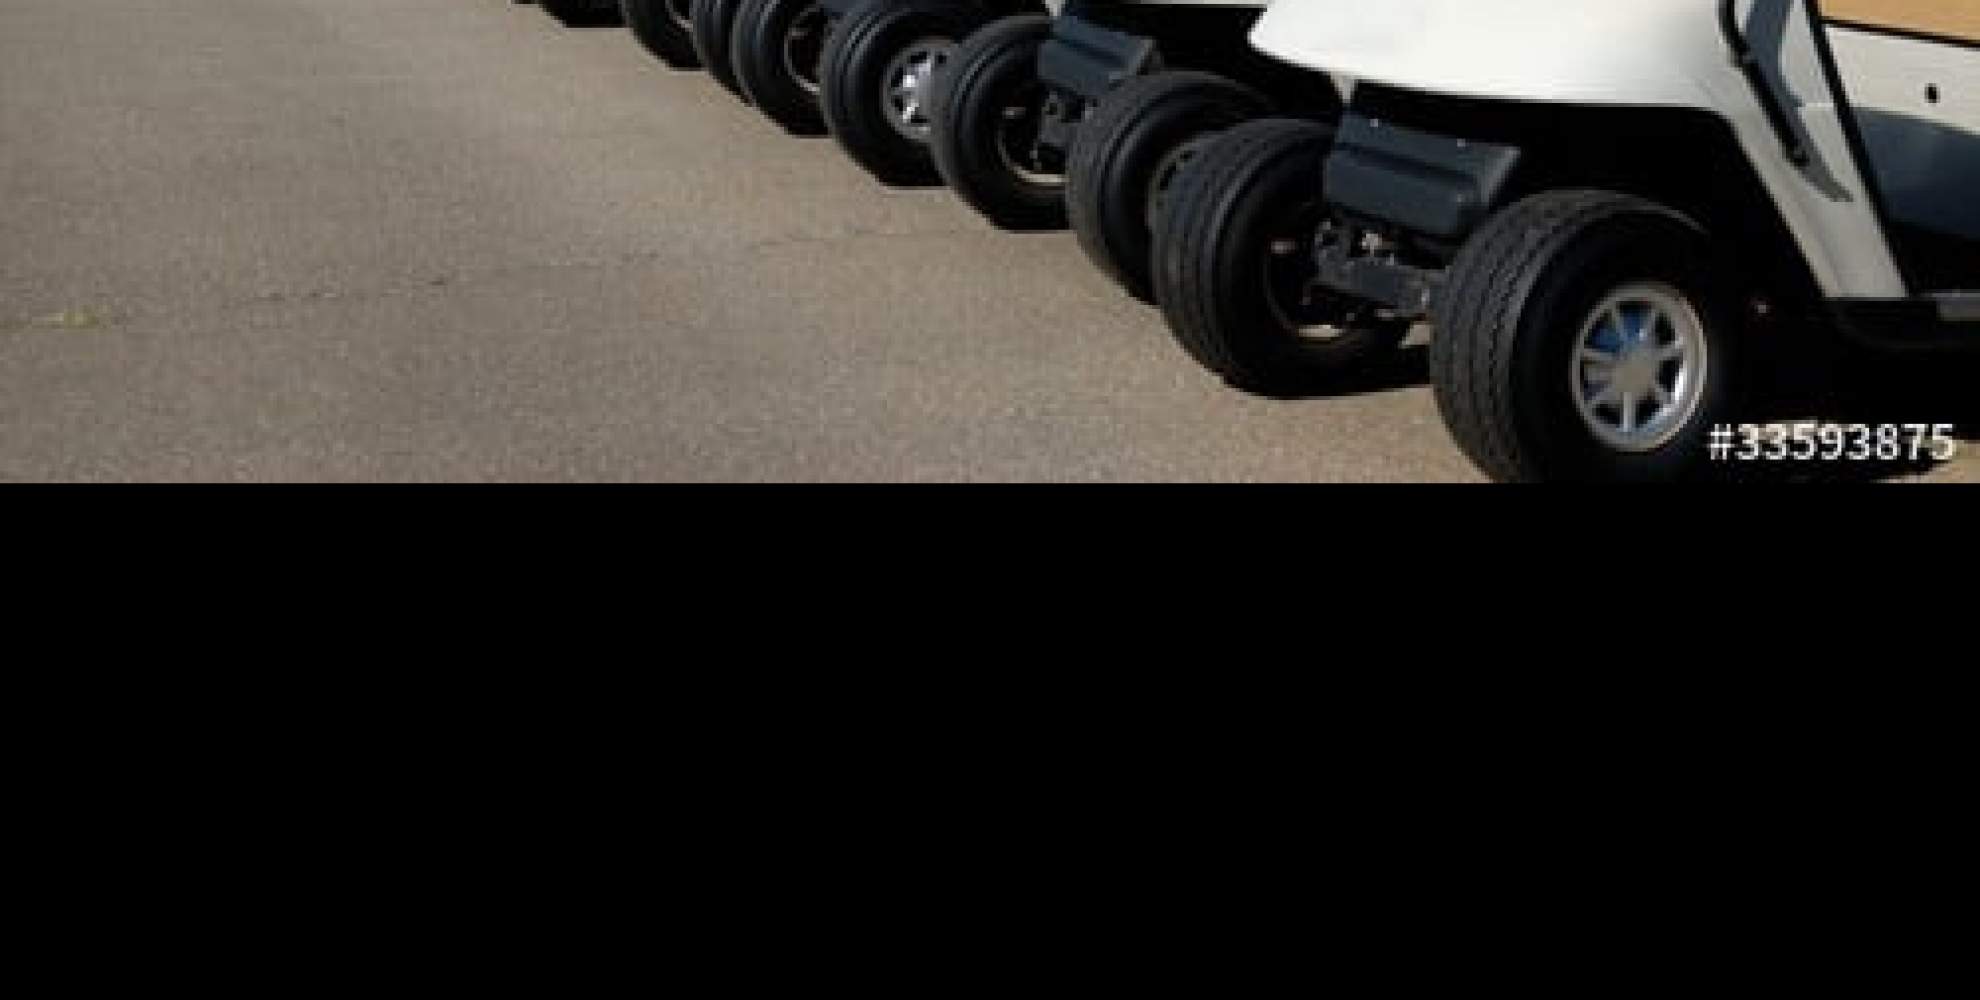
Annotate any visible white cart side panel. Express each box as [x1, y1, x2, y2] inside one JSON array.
[[1249, 0, 1909, 297], [1827, 26, 1980, 243]]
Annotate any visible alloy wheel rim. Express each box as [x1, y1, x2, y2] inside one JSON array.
[[784, 6, 827, 97], [1263, 210, 1366, 345], [880, 38, 954, 142], [1570, 282, 1709, 452], [666, 0, 694, 32], [993, 83, 1064, 188]]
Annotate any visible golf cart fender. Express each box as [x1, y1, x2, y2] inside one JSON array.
[[1251, 0, 1908, 299]]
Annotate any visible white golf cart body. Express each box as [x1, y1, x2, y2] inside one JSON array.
[[1251, 0, 1977, 331], [1094, 0, 1262, 7]]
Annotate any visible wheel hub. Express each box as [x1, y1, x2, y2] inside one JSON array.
[[1145, 136, 1211, 233], [1260, 215, 1381, 341], [666, 0, 694, 32], [784, 6, 827, 96], [881, 38, 954, 142], [1571, 283, 1709, 452], [994, 86, 1064, 187]]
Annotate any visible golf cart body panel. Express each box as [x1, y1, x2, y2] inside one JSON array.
[[1251, 0, 1944, 301], [1825, 23, 1979, 251]]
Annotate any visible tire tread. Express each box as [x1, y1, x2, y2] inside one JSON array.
[[1431, 190, 1701, 481], [927, 15, 1061, 229], [1065, 71, 1267, 300]]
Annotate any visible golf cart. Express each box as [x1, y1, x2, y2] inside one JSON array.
[[930, 1, 1330, 304], [1151, 0, 1977, 481]]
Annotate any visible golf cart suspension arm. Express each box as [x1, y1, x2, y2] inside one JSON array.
[[1718, 0, 1811, 166], [1311, 239, 1444, 318]]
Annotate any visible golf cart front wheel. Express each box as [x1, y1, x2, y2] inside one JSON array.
[[622, 0, 701, 68], [928, 14, 1065, 231], [820, 0, 992, 186], [1066, 71, 1269, 302], [1154, 118, 1409, 396], [1430, 190, 1739, 483]]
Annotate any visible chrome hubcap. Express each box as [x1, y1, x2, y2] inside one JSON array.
[[1571, 282, 1709, 452], [881, 38, 954, 142], [784, 6, 826, 97], [666, 0, 693, 32]]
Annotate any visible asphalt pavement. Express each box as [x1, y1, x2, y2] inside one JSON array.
[[0, 1, 1970, 481]]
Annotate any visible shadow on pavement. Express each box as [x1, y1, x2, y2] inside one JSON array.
[[539, 5, 626, 29], [1259, 344, 1430, 402]]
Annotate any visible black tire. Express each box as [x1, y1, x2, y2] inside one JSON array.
[[732, 0, 830, 135], [819, 0, 992, 186], [1154, 119, 1409, 396], [622, 0, 702, 68], [927, 15, 1064, 230], [1066, 71, 1268, 301], [691, 0, 748, 98], [1430, 190, 1741, 483]]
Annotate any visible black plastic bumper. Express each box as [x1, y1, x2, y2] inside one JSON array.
[[1037, 14, 1158, 102], [1323, 114, 1521, 244], [1307, 114, 1522, 315]]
